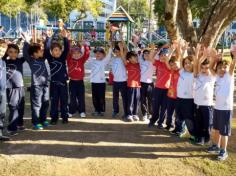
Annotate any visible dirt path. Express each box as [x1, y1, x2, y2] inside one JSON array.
[[0, 91, 236, 176]]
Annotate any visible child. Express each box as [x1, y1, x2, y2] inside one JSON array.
[[173, 55, 196, 138], [90, 46, 112, 116], [119, 42, 141, 122], [148, 47, 171, 128], [165, 56, 180, 131], [139, 49, 154, 121], [44, 30, 70, 125], [67, 43, 90, 118], [207, 46, 236, 161], [111, 44, 128, 118], [23, 35, 50, 130], [0, 40, 10, 141], [2, 44, 25, 135], [193, 45, 216, 145]]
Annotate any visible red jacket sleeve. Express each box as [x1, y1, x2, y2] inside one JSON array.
[[80, 45, 90, 64]]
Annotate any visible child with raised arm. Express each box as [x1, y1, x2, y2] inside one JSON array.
[[119, 42, 141, 122], [90, 45, 112, 116], [22, 34, 50, 130], [111, 44, 128, 118], [44, 29, 70, 125], [0, 40, 10, 141], [67, 42, 90, 118], [207, 45, 236, 161], [2, 44, 25, 135], [193, 45, 216, 145]]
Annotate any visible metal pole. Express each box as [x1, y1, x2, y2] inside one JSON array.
[[148, 0, 152, 42]]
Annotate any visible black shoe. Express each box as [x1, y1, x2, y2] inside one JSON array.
[[17, 126, 26, 132], [8, 131, 19, 136], [98, 112, 104, 117], [92, 112, 99, 116], [194, 137, 205, 146], [62, 118, 68, 124], [50, 121, 57, 126], [112, 112, 118, 118], [148, 122, 155, 128], [157, 124, 164, 129], [0, 135, 10, 141], [164, 126, 171, 131], [170, 129, 179, 135]]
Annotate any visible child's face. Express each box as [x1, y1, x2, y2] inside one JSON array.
[[72, 50, 82, 60], [0, 45, 7, 58], [95, 52, 105, 60], [7, 48, 19, 60], [216, 64, 229, 77], [170, 61, 180, 71], [129, 56, 138, 64], [33, 49, 44, 59], [159, 54, 168, 62], [51, 47, 62, 58], [183, 59, 193, 72], [143, 52, 150, 60], [200, 64, 210, 75], [113, 49, 121, 57]]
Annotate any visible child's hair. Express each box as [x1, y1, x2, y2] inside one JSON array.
[[216, 60, 230, 70], [113, 45, 120, 52], [7, 44, 20, 53], [169, 56, 178, 64], [182, 55, 193, 67], [28, 43, 42, 56], [50, 42, 62, 51], [126, 51, 138, 60], [201, 58, 210, 66]]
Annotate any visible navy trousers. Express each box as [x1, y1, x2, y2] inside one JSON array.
[[140, 82, 153, 116], [150, 88, 168, 125], [0, 90, 6, 136], [175, 98, 196, 136], [69, 80, 86, 114], [31, 85, 49, 125], [50, 82, 69, 122], [91, 83, 106, 113], [166, 97, 177, 127], [127, 87, 140, 116], [6, 87, 25, 131], [194, 105, 213, 142], [112, 81, 127, 116]]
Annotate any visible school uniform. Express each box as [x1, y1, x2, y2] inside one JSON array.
[[111, 57, 128, 116], [149, 60, 171, 127], [166, 70, 180, 128], [44, 37, 69, 123], [67, 45, 90, 114], [139, 56, 154, 117], [23, 42, 50, 126], [194, 74, 216, 142], [126, 62, 141, 117], [175, 69, 195, 136], [213, 72, 234, 136], [90, 49, 112, 113], [0, 59, 7, 136], [4, 57, 25, 132]]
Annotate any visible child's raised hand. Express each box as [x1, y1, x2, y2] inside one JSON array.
[[61, 29, 68, 38], [231, 45, 236, 58], [149, 43, 156, 50], [46, 29, 53, 38]]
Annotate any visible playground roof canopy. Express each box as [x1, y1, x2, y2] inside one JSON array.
[[107, 6, 134, 23]]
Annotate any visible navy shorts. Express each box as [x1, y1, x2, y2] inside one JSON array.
[[213, 109, 232, 136]]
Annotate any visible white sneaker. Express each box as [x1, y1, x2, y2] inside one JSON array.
[[133, 115, 140, 121], [80, 112, 86, 118], [68, 113, 73, 118]]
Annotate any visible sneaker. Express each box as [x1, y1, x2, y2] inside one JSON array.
[[50, 121, 57, 126], [92, 112, 99, 116], [189, 136, 197, 142], [33, 124, 43, 130], [148, 122, 155, 128], [126, 115, 133, 122], [195, 137, 205, 146], [207, 145, 220, 154], [217, 149, 228, 161], [68, 113, 74, 118], [157, 124, 164, 129], [112, 112, 118, 118], [133, 115, 140, 121], [141, 115, 148, 121], [170, 129, 179, 135], [176, 131, 186, 138], [164, 126, 171, 131], [80, 112, 86, 118], [62, 118, 68, 124], [17, 126, 26, 132], [0, 135, 10, 141], [98, 112, 104, 117], [42, 120, 49, 127]]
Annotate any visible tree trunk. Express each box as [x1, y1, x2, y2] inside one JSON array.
[[164, 0, 179, 41]]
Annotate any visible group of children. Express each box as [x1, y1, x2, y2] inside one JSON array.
[[0, 30, 235, 161]]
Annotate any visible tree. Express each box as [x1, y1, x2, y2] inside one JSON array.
[[154, 0, 236, 47], [117, 0, 149, 31], [0, 0, 27, 17]]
